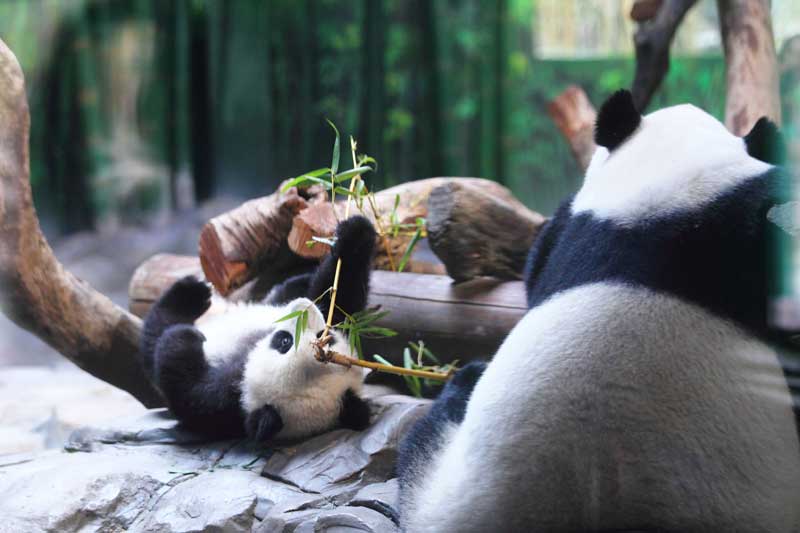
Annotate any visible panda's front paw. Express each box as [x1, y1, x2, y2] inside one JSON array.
[[447, 361, 487, 392], [245, 404, 284, 442], [333, 216, 376, 260], [159, 276, 212, 319]]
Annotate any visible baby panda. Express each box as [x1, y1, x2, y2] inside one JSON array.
[[141, 215, 376, 442], [397, 91, 800, 532]]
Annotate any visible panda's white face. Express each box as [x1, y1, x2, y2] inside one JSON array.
[[572, 104, 772, 226], [196, 297, 366, 439]]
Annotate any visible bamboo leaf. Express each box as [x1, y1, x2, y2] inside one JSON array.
[[333, 166, 373, 183], [281, 175, 332, 192], [327, 119, 340, 175], [373, 354, 394, 366], [403, 347, 414, 370], [359, 327, 398, 337], [275, 310, 304, 323], [398, 225, 423, 273], [355, 334, 363, 360]]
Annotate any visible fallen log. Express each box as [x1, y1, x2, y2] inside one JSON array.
[[717, 0, 781, 134], [427, 181, 546, 282], [547, 86, 598, 172], [0, 39, 162, 407], [129, 254, 527, 362], [198, 187, 311, 297], [203, 177, 517, 294]]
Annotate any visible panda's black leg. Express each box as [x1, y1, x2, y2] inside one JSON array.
[[338, 388, 371, 431], [244, 404, 284, 442], [154, 324, 245, 437], [141, 276, 211, 378], [265, 272, 314, 306], [308, 215, 376, 322], [396, 361, 487, 488]]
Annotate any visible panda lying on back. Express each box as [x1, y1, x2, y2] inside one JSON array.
[[141, 216, 376, 442], [397, 91, 800, 532]]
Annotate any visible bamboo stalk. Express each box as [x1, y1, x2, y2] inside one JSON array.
[[318, 348, 451, 382], [317, 138, 451, 383]]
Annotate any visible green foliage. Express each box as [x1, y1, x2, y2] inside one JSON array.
[[10, 0, 794, 235], [373, 341, 458, 398]]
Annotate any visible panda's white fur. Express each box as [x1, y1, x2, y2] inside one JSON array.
[[403, 284, 800, 532], [574, 104, 771, 225], [397, 97, 800, 532], [141, 215, 377, 442], [196, 298, 366, 440]]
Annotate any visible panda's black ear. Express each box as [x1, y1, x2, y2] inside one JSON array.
[[594, 89, 641, 151], [744, 117, 786, 165]]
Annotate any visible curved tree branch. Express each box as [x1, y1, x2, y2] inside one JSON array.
[[0, 39, 162, 407], [631, 0, 699, 112]]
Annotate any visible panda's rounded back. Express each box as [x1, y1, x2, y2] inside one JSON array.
[[402, 95, 800, 533], [404, 283, 800, 532]]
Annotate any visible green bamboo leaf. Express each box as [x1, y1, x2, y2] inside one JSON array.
[[398, 226, 423, 273], [360, 327, 398, 337], [274, 310, 304, 323], [327, 119, 340, 175], [281, 175, 332, 192], [358, 154, 377, 169], [403, 347, 414, 370], [355, 334, 364, 360], [373, 354, 394, 366], [333, 166, 373, 183], [294, 317, 302, 351]]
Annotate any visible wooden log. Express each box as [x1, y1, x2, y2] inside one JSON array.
[[0, 39, 162, 407], [717, 0, 781, 135], [427, 181, 546, 282], [631, 0, 699, 111], [283, 177, 513, 273], [547, 86, 598, 172], [198, 187, 309, 296], [129, 254, 206, 318], [287, 202, 339, 260], [128, 256, 527, 363]]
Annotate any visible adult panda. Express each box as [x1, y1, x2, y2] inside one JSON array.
[[140, 215, 376, 442], [397, 91, 800, 532]]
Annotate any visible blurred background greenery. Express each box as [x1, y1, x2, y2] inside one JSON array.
[[1, 0, 799, 236]]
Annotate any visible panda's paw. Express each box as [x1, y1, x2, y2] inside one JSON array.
[[245, 404, 284, 442], [333, 215, 376, 260], [447, 361, 487, 392], [159, 276, 212, 319], [154, 325, 208, 385]]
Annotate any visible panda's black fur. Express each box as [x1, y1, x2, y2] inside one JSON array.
[[141, 215, 376, 442], [397, 91, 800, 532]]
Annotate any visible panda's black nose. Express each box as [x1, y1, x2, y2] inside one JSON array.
[[316, 330, 324, 339]]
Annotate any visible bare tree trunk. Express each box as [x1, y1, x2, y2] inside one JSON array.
[[717, 0, 781, 135], [0, 39, 162, 407]]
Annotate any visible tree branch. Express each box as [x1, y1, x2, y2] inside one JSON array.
[[717, 0, 781, 134], [631, 0, 699, 111], [0, 39, 162, 407]]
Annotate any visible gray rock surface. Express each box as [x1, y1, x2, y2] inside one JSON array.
[[0, 390, 428, 533]]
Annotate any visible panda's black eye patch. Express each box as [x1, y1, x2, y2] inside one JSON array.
[[271, 330, 294, 354]]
